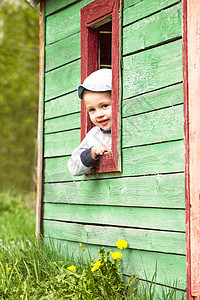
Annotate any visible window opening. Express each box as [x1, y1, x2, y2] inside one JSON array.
[[98, 21, 112, 69]]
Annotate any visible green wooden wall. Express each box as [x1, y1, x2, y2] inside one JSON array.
[[42, 0, 186, 294]]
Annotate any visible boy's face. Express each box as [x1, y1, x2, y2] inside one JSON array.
[[83, 90, 111, 131]]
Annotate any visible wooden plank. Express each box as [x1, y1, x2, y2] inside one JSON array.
[[123, 140, 184, 176], [43, 203, 185, 231], [45, 0, 80, 16], [43, 237, 186, 290], [122, 83, 183, 116], [182, 1, 191, 298], [123, 0, 143, 10], [183, 0, 200, 296], [144, 284, 186, 299], [123, 3, 182, 55], [46, 0, 92, 45], [44, 127, 184, 160], [45, 60, 80, 101], [45, 33, 80, 71], [46, 2, 81, 45], [44, 140, 184, 181], [123, 0, 180, 25], [44, 173, 185, 208], [44, 113, 80, 134], [123, 39, 183, 99], [44, 156, 81, 182], [43, 221, 186, 254], [44, 129, 80, 157], [44, 175, 184, 206], [123, 248, 186, 290], [44, 84, 183, 122], [44, 91, 80, 119], [123, 105, 183, 148], [36, 1, 45, 237]]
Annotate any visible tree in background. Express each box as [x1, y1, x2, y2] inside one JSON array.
[[0, 0, 39, 193]]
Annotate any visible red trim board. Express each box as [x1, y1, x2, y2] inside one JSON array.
[[183, 0, 200, 298]]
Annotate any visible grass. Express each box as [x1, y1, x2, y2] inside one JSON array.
[[0, 191, 186, 299], [0, 190, 35, 243]]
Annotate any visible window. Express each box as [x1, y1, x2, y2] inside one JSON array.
[[98, 21, 112, 69], [80, 0, 121, 173]]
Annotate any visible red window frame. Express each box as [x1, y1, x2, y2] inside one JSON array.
[[80, 0, 121, 174]]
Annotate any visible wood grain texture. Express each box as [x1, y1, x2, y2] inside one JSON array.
[[123, 39, 183, 99], [44, 91, 80, 119], [43, 203, 185, 231], [182, 0, 191, 298], [44, 113, 80, 134], [123, 3, 182, 55], [44, 129, 80, 157], [122, 83, 183, 116], [45, 60, 80, 101], [123, 0, 180, 25], [44, 140, 184, 181], [43, 236, 186, 290], [41, 0, 186, 292], [122, 105, 183, 147], [46, 0, 92, 45], [44, 156, 79, 182], [45, 0, 81, 16], [36, 2, 45, 237], [43, 221, 186, 254], [43, 173, 185, 208], [184, 0, 200, 296], [45, 33, 80, 71], [44, 128, 184, 160], [123, 140, 184, 176]]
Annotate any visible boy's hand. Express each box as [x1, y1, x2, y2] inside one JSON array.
[[91, 145, 111, 159]]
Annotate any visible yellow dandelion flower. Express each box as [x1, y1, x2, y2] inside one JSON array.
[[67, 265, 76, 271], [7, 267, 11, 272], [110, 251, 122, 260], [79, 242, 85, 251], [116, 239, 127, 250], [91, 260, 101, 272]]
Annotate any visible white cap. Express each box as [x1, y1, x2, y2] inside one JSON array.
[[77, 68, 112, 99]]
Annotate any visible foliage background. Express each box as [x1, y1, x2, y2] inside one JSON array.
[[0, 0, 39, 193]]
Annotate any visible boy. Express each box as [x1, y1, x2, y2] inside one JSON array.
[[68, 69, 112, 176]]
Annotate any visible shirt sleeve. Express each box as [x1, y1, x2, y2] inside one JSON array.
[[68, 133, 94, 176], [80, 148, 99, 167]]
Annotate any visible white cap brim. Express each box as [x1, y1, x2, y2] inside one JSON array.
[[77, 69, 112, 99]]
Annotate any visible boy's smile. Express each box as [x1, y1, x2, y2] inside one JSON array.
[[83, 90, 111, 131]]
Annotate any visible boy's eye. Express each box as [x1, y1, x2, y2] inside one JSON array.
[[89, 108, 95, 112], [102, 104, 109, 108]]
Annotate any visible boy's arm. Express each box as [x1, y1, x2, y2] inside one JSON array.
[[67, 131, 99, 176], [68, 127, 111, 176]]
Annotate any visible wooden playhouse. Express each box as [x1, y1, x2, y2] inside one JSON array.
[[28, 0, 200, 298]]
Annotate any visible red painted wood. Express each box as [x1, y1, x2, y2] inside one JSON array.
[[82, 0, 114, 24], [80, 13, 98, 139], [182, 0, 192, 298], [183, 0, 200, 298], [80, 0, 121, 174]]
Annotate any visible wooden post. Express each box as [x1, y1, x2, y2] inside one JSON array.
[[183, 0, 200, 298], [35, 1, 45, 237]]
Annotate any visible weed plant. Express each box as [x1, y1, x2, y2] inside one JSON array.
[[0, 191, 186, 299], [0, 237, 137, 299]]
